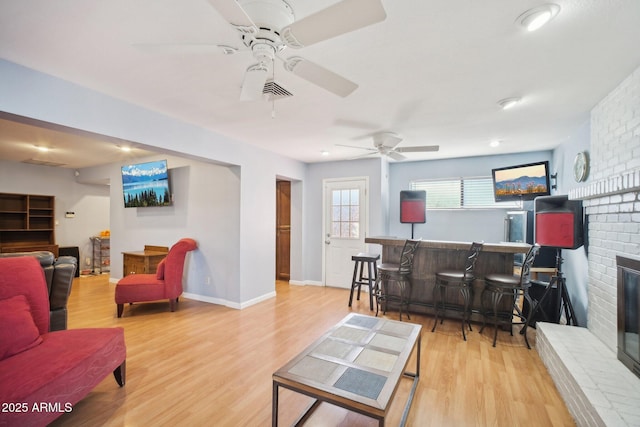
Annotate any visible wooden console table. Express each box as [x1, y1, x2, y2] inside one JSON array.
[[122, 245, 168, 276], [272, 313, 421, 426]]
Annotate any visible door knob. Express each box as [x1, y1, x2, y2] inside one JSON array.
[[325, 239, 331, 245]]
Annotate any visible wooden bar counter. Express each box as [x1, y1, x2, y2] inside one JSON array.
[[365, 237, 531, 322]]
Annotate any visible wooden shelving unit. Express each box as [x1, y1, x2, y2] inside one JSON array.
[[0, 192, 58, 256]]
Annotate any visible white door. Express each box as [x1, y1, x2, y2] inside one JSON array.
[[324, 178, 368, 288]]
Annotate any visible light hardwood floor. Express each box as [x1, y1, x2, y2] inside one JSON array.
[[50, 275, 575, 426]]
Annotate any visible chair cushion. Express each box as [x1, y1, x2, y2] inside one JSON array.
[[0, 328, 125, 426], [436, 270, 465, 281], [377, 263, 400, 273], [0, 295, 43, 360], [485, 273, 520, 286], [115, 274, 166, 304], [156, 258, 166, 279], [352, 253, 380, 262]]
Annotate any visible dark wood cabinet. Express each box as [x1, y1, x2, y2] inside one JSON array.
[[0, 192, 58, 256]]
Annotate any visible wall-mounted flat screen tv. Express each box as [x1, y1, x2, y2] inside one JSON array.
[[121, 159, 172, 208], [491, 160, 551, 202]]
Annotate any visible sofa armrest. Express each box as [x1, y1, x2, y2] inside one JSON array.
[[49, 259, 77, 331]]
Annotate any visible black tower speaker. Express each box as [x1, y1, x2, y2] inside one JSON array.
[[534, 195, 584, 250]]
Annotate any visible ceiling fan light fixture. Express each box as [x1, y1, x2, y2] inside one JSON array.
[[517, 4, 560, 32], [498, 97, 521, 110]]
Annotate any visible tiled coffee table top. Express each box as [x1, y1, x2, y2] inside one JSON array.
[[273, 313, 421, 410]]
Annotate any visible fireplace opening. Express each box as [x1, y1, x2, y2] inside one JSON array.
[[617, 255, 640, 379]]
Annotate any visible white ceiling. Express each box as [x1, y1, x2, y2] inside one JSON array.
[[1, 0, 640, 168]]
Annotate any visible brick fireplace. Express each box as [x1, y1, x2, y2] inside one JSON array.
[[535, 66, 640, 426]]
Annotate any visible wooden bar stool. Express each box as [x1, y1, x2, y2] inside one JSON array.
[[349, 253, 380, 310], [431, 242, 483, 340]]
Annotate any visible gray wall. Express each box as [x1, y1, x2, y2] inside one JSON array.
[[304, 158, 386, 284], [0, 159, 110, 268], [551, 120, 590, 327], [388, 151, 554, 242], [0, 59, 307, 308]]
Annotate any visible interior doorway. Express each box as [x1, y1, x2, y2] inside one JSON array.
[[276, 180, 291, 281]]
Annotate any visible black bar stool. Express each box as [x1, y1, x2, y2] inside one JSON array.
[[374, 239, 421, 321], [480, 244, 540, 348], [431, 242, 483, 340], [349, 253, 380, 310]]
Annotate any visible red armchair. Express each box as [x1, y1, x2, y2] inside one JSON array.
[[0, 256, 126, 427], [115, 238, 197, 317]]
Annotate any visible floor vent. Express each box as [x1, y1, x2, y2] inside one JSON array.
[[263, 80, 292, 100]]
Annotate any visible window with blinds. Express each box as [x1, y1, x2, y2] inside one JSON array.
[[410, 177, 520, 209]]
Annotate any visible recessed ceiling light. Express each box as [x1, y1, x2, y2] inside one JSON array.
[[117, 145, 132, 152], [490, 140, 501, 148], [320, 150, 330, 157], [517, 4, 560, 32], [34, 145, 49, 152], [497, 97, 521, 110]]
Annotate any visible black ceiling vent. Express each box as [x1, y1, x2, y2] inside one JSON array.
[[263, 80, 292, 100]]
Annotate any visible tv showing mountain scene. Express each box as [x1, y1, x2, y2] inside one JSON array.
[[492, 161, 550, 201], [121, 160, 171, 208]]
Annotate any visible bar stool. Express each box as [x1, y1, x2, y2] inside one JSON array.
[[431, 242, 483, 340], [479, 244, 540, 348], [374, 239, 421, 321], [349, 253, 380, 310]]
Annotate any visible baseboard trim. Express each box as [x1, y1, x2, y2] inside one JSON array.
[[289, 280, 324, 287], [182, 291, 276, 310]]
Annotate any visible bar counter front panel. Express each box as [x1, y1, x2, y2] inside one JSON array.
[[365, 238, 531, 322]]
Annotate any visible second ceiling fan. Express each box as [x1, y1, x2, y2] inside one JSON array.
[[338, 131, 440, 161]]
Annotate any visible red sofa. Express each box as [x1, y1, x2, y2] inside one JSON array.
[[0, 257, 126, 427]]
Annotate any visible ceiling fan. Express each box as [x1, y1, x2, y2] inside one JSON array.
[[337, 131, 440, 161], [138, 0, 387, 101]]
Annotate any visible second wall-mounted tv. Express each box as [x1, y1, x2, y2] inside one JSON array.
[[121, 159, 172, 208], [491, 160, 551, 202]]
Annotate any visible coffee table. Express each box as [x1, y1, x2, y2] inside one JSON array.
[[272, 313, 421, 426]]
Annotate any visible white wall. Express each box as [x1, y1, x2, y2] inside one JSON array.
[[0, 159, 110, 267]]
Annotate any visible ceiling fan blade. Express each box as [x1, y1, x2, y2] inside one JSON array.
[[395, 145, 440, 153], [281, 0, 386, 48], [206, 0, 257, 34], [348, 152, 379, 160], [335, 143, 377, 152], [240, 63, 269, 101], [388, 151, 407, 161], [132, 43, 237, 54], [284, 57, 358, 97]]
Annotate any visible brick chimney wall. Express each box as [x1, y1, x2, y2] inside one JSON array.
[[569, 65, 640, 352]]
